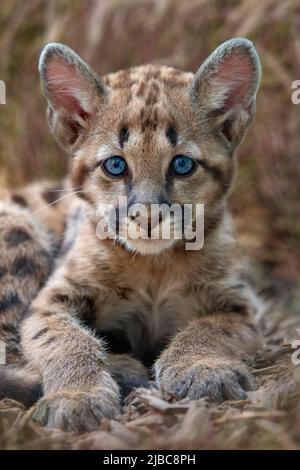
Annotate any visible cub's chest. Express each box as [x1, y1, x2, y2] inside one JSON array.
[[92, 281, 198, 365]]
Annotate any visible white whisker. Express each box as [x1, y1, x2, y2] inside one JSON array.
[[34, 190, 82, 214], [45, 186, 82, 193]]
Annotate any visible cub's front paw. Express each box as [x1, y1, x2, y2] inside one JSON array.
[[32, 372, 120, 432], [155, 358, 256, 403]]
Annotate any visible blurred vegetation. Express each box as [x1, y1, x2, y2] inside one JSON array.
[[0, 0, 299, 280], [0, 0, 300, 450]]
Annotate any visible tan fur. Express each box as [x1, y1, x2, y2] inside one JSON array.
[[0, 39, 262, 431]]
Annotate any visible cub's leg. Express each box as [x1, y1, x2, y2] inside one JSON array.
[[21, 267, 120, 431], [155, 314, 260, 402]]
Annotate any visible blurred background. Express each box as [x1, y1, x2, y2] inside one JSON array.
[[0, 0, 299, 292]]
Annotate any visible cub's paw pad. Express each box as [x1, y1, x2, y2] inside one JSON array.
[[156, 359, 256, 403], [32, 388, 120, 432]]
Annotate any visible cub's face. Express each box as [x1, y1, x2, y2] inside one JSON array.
[[39, 39, 261, 254], [71, 67, 234, 254]]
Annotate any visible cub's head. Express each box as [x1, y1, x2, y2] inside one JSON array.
[[39, 38, 261, 255]]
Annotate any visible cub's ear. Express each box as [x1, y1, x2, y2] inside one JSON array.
[[39, 43, 108, 151], [190, 38, 261, 151]]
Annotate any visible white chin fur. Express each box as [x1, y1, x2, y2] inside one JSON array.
[[119, 238, 177, 255]]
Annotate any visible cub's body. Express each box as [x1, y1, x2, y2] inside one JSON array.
[[43, 204, 250, 364], [0, 38, 262, 431]]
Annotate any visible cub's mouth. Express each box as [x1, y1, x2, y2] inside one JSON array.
[[118, 236, 178, 255], [95, 201, 204, 255]]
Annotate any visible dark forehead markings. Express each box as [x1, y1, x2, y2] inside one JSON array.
[[110, 69, 137, 89], [161, 77, 191, 89], [136, 80, 146, 97], [166, 124, 178, 147], [119, 126, 130, 148], [113, 80, 137, 90], [140, 106, 158, 132], [145, 90, 158, 106], [145, 80, 160, 106]]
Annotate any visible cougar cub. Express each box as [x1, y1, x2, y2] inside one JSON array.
[[0, 38, 262, 431]]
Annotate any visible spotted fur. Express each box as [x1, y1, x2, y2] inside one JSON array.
[[0, 38, 263, 431]]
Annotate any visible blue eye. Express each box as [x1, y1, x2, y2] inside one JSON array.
[[102, 156, 127, 177], [170, 155, 195, 176]]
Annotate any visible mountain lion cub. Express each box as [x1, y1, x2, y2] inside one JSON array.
[[0, 38, 262, 431]]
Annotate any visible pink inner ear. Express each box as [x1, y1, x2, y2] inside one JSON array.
[[45, 55, 88, 117], [215, 53, 253, 109]]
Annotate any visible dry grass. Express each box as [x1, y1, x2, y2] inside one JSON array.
[[0, 0, 300, 450]]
